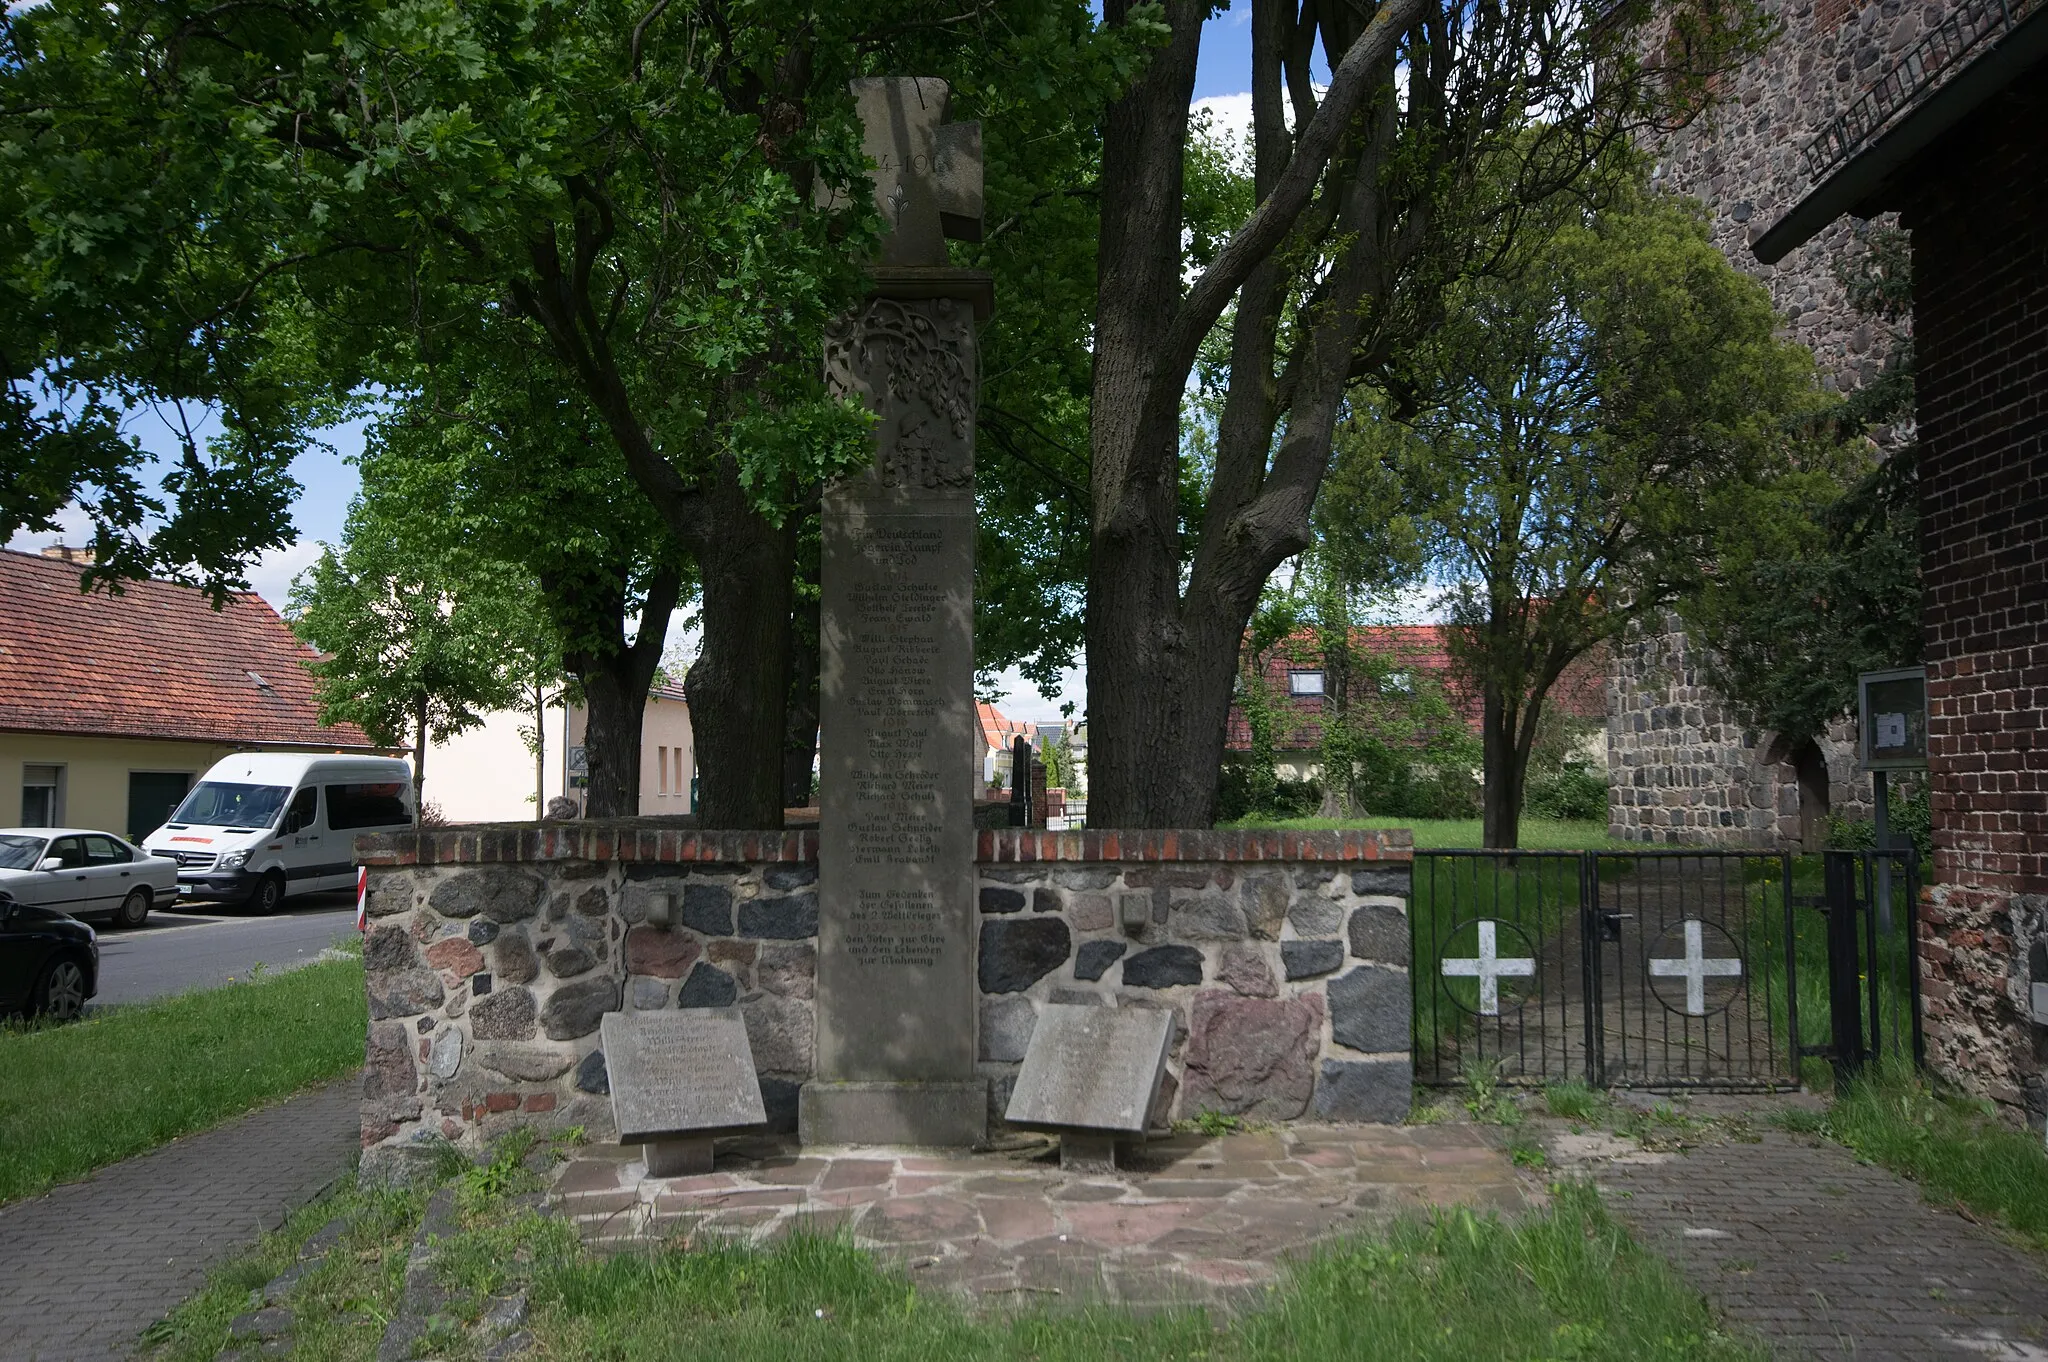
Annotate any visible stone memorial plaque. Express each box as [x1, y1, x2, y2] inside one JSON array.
[[1005, 1004, 1175, 1136], [600, 1010, 766, 1143], [804, 76, 991, 1148]]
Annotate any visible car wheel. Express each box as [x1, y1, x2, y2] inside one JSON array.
[[253, 872, 286, 915], [35, 958, 88, 1021], [113, 886, 151, 929]]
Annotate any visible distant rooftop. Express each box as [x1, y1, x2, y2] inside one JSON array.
[[0, 548, 382, 750]]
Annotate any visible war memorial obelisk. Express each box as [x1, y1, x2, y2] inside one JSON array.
[[799, 77, 993, 1146]]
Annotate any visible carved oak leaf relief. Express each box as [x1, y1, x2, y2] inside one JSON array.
[[824, 297, 976, 492]]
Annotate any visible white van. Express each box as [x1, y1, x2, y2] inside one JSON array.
[[141, 753, 415, 913]]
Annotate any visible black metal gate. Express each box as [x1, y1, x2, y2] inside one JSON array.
[[1411, 848, 1923, 1090]]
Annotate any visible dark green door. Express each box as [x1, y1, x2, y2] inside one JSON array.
[[128, 771, 193, 841]]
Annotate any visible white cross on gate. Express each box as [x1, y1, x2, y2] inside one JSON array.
[[1441, 920, 1536, 1017], [1648, 918, 1743, 1016]]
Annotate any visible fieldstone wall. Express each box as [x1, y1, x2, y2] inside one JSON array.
[[971, 829, 1414, 1129], [1608, 622, 1872, 846], [354, 825, 1412, 1177], [1648, 0, 1928, 400]]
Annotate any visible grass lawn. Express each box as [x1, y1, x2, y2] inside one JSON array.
[[1222, 814, 1637, 850], [0, 956, 366, 1206], [146, 1134, 1765, 1362], [1780, 1058, 2048, 1250]]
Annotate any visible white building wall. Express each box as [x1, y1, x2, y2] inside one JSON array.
[[427, 709, 568, 824]]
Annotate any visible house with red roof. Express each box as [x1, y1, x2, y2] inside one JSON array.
[[976, 701, 1038, 792], [0, 546, 390, 838], [1225, 625, 1608, 779]]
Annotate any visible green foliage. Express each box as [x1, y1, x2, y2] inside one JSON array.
[[0, 958, 365, 1205], [1827, 775, 1933, 862], [1459, 1059, 1523, 1126], [1526, 763, 1610, 822], [289, 458, 549, 778], [1785, 1059, 2048, 1250], [1323, 175, 1831, 845], [1679, 223, 1920, 748]]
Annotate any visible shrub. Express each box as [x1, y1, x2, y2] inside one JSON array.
[[1525, 762, 1608, 821]]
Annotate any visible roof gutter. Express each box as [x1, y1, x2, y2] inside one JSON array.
[[0, 724, 399, 754], [1752, 4, 2048, 265]]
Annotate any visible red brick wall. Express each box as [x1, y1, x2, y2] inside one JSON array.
[[1901, 80, 2048, 1111], [1907, 82, 2048, 898]]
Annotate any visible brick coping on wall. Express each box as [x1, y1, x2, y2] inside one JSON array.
[[354, 823, 1414, 868]]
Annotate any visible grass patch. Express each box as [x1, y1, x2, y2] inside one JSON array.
[[0, 956, 365, 1206], [141, 1176, 426, 1362], [1544, 1080, 1609, 1121], [1784, 1058, 2048, 1249], [1219, 814, 1634, 850]]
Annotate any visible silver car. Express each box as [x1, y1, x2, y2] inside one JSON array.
[[0, 829, 180, 928]]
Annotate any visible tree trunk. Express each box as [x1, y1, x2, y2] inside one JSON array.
[[533, 678, 546, 822], [1480, 682, 1527, 849], [1084, 0, 1216, 829], [685, 463, 795, 829], [1085, 0, 1417, 828], [579, 668, 644, 818], [564, 564, 683, 819], [782, 505, 822, 809], [412, 693, 429, 827]]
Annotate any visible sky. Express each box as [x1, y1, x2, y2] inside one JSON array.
[[7, 8, 1364, 729]]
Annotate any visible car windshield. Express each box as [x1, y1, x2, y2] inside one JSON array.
[[0, 834, 47, 870], [170, 782, 291, 830]]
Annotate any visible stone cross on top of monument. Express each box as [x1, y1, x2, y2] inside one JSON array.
[[840, 77, 983, 269]]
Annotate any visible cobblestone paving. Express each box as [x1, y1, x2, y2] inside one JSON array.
[[553, 1124, 1532, 1311], [1592, 1127, 2048, 1361], [0, 1077, 360, 1362]]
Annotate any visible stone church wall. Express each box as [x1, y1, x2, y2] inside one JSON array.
[[1607, 0, 1940, 843], [1608, 623, 1871, 846]]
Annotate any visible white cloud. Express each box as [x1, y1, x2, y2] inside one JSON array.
[[4, 506, 93, 558], [1192, 91, 1256, 145], [245, 539, 328, 613], [985, 663, 1087, 726]]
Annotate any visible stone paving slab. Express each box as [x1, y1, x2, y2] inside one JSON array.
[[552, 1124, 1533, 1312], [1591, 1129, 2048, 1361], [0, 1076, 360, 1362]]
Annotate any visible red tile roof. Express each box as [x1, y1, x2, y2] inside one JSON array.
[[977, 701, 1037, 752], [0, 549, 382, 749]]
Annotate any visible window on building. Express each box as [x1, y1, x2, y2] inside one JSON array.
[[21, 765, 62, 827], [674, 749, 686, 802], [658, 746, 669, 795], [1287, 670, 1326, 696]]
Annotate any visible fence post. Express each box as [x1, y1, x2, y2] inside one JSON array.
[[1578, 851, 1603, 1087], [1823, 850, 1868, 1089]]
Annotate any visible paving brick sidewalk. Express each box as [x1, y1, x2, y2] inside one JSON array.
[[0, 1076, 360, 1362], [1595, 1129, 2048, 1361]]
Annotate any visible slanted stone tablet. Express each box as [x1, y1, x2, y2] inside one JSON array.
[[600, 1010, 766, 1144], [1004, 1003, 1175, 1136]]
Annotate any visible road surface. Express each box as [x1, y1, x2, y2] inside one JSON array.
[[90, 890, 360, 1007]]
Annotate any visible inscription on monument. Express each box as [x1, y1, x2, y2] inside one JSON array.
[[600, 1010, 766, 1144], [804, 74, 991, 1145]]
